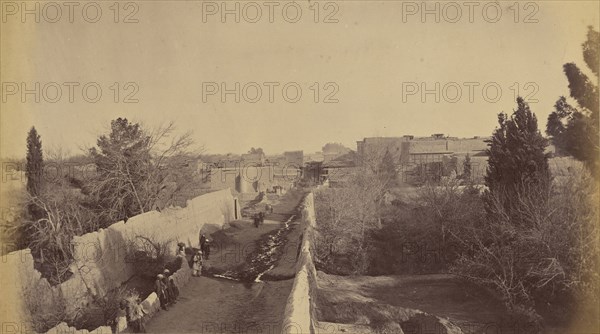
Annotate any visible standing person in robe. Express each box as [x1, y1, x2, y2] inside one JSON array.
[[176, 242, 186, 257], [163, 269, 177, 305], [199, 233, 207, 250], [253, 214, 260, 228], [192, 250, 203, 276], [203, 240, 211, 260], [169, 277, 179, 301], [155, 274, 169, 311]]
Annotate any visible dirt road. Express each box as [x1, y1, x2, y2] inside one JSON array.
[[145, 190, 306, 333]]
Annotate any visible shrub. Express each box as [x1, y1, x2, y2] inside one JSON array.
[[450, 169, 599, 324], [21, 182, 98, 285], [69, 286, 140, 331], [313, 183, 380, 275], [98, 287, 139, 330], [22, 280, 75, 333], [369, 177, 483, 275], [126, 235, 175, 279]]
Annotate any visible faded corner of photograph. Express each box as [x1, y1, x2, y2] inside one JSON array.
[[0, 0, 599, 333]]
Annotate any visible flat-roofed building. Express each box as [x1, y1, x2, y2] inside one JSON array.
[[356, 135, 490, 184], [283, 150, 304, 167]]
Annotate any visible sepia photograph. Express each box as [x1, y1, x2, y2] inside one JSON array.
[[1, 1, 599, 333]]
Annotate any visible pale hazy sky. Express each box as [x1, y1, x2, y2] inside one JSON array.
[[1, 1, 599, 158]]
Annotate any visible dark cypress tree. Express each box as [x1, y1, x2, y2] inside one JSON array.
[[546, 97, 577, 155], [485, 97, 550, 222], [546, 26, 599, 175], [378, 149, 397, 188], [20, 127, 45, 250], [26, 127, 43, 197], [462, 153, 472, 180]]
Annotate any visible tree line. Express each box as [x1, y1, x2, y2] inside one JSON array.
[[18, 118, 202, 285], [313, 27, 599, 327]]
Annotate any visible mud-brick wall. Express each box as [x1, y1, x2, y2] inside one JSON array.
[[281, 192, 318, 334], [0, 188, 237, 333], [68, 188, 237, 307]]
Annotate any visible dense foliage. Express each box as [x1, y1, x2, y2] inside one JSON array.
[[547, 26, 599, 176], [314, 96, 598, 326]]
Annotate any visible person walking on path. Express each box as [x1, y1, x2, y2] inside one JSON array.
[[253, 214, 260, 228], [258, 211, 265, 225], [192, 250, 203, 276]]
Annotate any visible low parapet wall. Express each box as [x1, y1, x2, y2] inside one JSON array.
[[44, 263, 192, 334], [0, 188, 236, 333], [282, 192, 318, 334]]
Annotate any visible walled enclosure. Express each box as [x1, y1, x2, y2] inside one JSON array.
[[209, 166, 301, 194], [281, 192, 318, 334], [0, 188, 239, 333]]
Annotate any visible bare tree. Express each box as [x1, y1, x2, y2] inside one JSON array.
[[315, 168, 391, 274], [88, 119, 202, 226], [22, 185, 97, 285], [450, 169, 599, 322]]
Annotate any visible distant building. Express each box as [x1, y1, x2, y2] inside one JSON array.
[[322, 143, 352, 163], [283, 150, 304, 167], [241, 152, 266, 166], [357, 135, 488, 163], [318, 151, 357, 187], [305, 152, 324, 162], [207, 164, 301, 194], [323, 152, 347, 163], [356, 135, 490, 184]]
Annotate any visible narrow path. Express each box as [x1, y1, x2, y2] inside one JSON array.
[[145, 190, 306, 333]]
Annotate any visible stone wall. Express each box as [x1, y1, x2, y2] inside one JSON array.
[[0, 188, 237, 333], [281, 192, 318, 334]]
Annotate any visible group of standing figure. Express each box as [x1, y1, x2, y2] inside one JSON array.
[[119, 269, 179, 333], [120, 233, 213, 333], [117, 203, 278, 333], [155, 268, 180, 311]]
